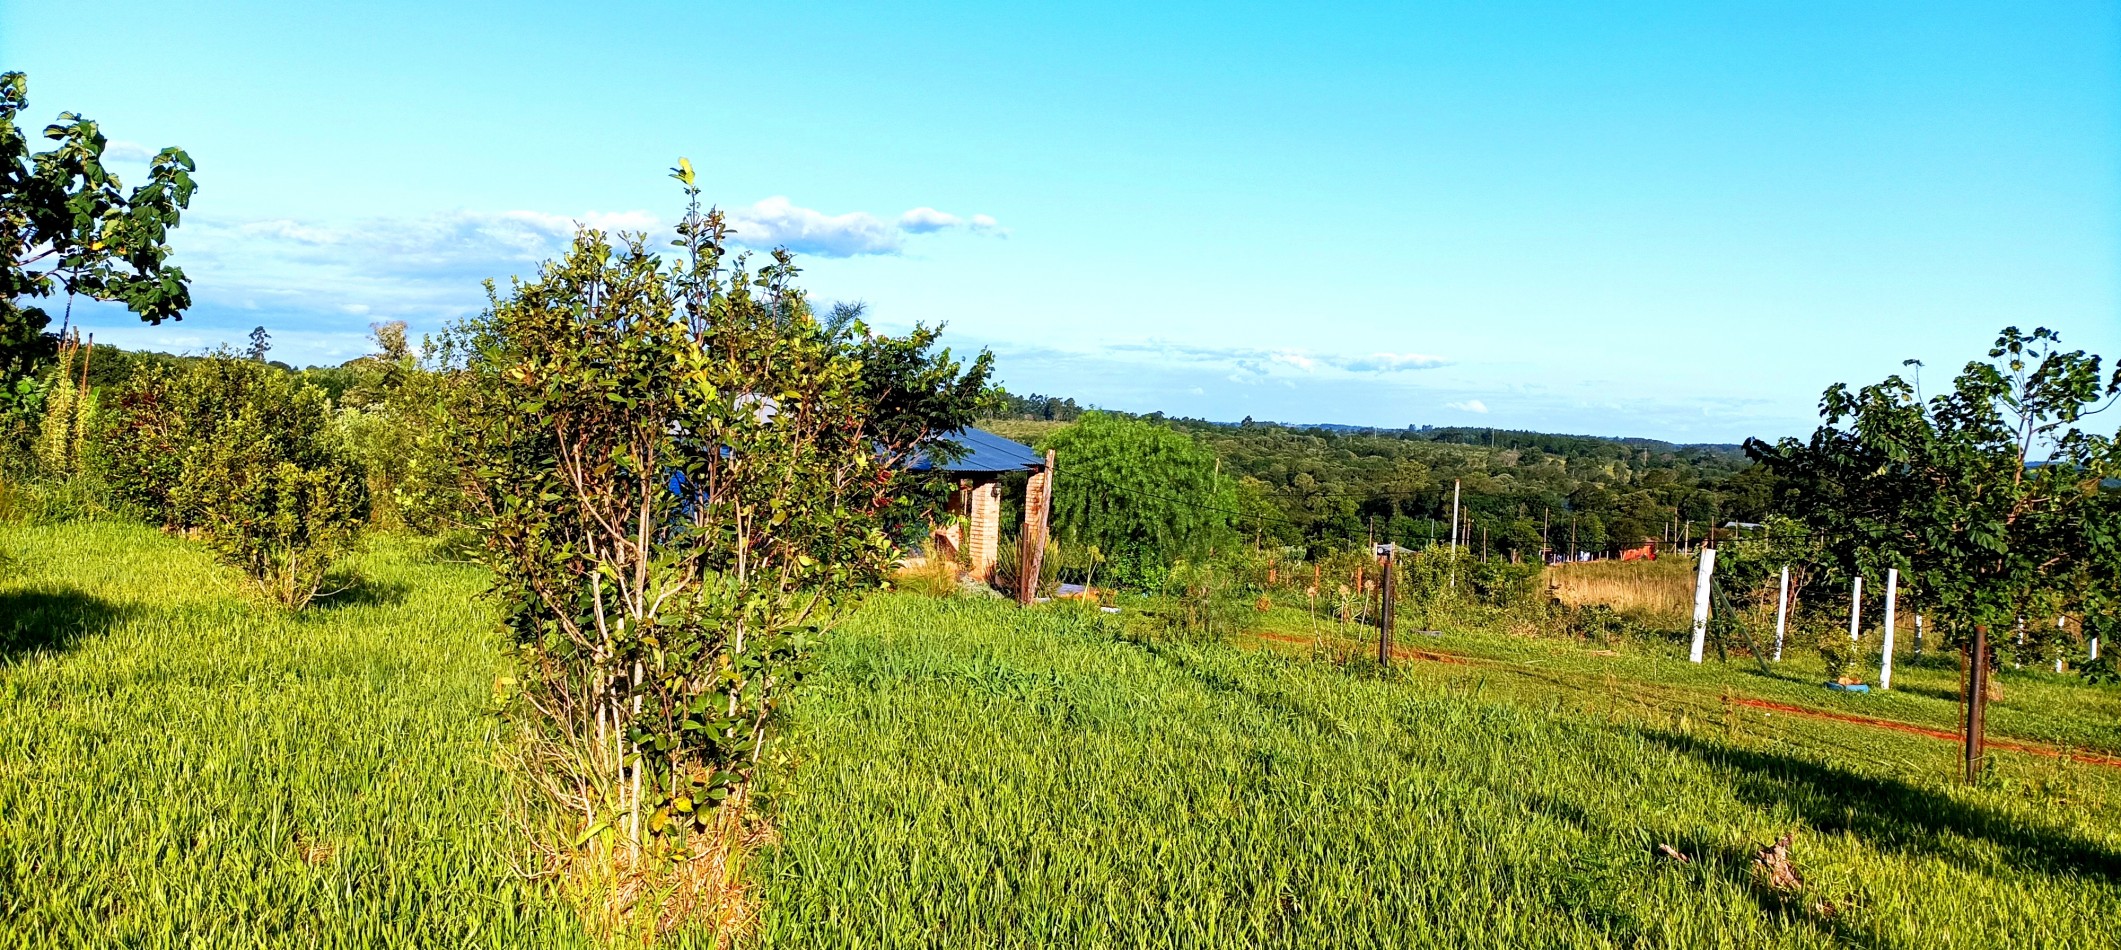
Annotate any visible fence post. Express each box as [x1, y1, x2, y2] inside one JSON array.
[[1966, 625, 1990, 783], [1773, 565, 1790, 662], [1689, 547, 1717, 663], [1880, 568, 1898, 690], [1848, 575, 1863, 641], [1379, 547, 1395, 667]]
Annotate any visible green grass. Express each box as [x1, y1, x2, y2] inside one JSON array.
[[757, 594, 2121, 948], [0, 520, 594, 947], [1246, 600, 2121, 757], [7, 522, 2121, 947]]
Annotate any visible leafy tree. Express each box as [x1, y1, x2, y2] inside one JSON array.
[[433, 165, 989, 914], [2, 71, 196, 383], [1044, 411, 1236, 581], [245, 326, 271, 362], [1749, 327, 2119, 777]]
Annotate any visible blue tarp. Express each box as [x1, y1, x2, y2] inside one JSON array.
[[907, 427, 1045, 474]]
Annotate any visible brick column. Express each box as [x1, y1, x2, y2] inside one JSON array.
[[1017, 453, 1055, 604], [966, 479, 1002, 583]]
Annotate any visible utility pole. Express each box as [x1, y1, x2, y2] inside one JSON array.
[[1448, 480, 1460, 556], [1448, 479, 1461, 590]]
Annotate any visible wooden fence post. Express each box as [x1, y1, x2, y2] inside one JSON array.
[[1966, 625, 1990, 783], [1848, 575, 1863, 641], [1016, 451, 1055, 606], [1379, 547, 1395, 666], [1773, 565, 1790, 662], [1689, 547, 1717, 663], [1880, 568, 1898, 690]]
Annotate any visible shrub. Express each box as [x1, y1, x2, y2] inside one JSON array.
[[432, 169, 990, 933], [96, 354, 366, 607]]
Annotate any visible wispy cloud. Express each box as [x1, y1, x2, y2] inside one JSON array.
[[77, 196, 1001, 366], [101, 139, 160, 163], [1446, 399, 1489, 414], [1102, 340, 1451, 381], [727, 197, 899, 256]]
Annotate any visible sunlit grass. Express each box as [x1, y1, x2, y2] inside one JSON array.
[[0, 521, 595, 947], [758, 594, 2121, 948]]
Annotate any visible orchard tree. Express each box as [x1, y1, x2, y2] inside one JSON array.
[[433, 161, 989, 927], [2, 72, 196, 383], [1749, 327, 2119, 779], [1044, 411, 1237, 584]]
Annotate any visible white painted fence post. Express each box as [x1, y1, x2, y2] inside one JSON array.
[[1689, 547, 1717, 663], [1880, 568, 1898, 690], [1848, 576, 1863, 641], [1914, 614, 1923, 655], [2057, 616, 2067, 673], [1772, 565, 1790, 662]]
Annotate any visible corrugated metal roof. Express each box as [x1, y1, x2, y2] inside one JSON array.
[[907, 427, 1045, 474]]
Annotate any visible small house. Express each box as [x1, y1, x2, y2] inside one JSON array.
[[907, 427, 1055, 590]]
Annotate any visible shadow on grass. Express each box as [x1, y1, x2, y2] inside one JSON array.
[[310, 571, 410, 610], [1641, 728, 2121, 885], [0, 587, 129, 662]]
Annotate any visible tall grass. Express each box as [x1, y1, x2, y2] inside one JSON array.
[[756, 594, 2121, 948], [0, 521, 597, 947], [1547, 556, 1697, 628]]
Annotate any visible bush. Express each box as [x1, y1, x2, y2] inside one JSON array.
[[96, 355, 366, 607]]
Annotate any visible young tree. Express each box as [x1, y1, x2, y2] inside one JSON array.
[[2, 72, 196, 383], [434, 164, 987, 920], [1749, 327, 2120, 779]]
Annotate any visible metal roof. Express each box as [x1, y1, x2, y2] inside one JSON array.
[[907, 426, 1045, 474]]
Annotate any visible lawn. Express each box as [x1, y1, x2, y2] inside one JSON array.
[[759, 595, 2121, 948], [0, 520, 593, 948], [4, 521, 2119, 947]]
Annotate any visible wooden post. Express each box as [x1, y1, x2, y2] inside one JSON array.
[[1016, 452, 1055, 606], [2056, 616, 2067, 673], [1966, 625, 1989, 783], [1773, 565, 1790, 662], [1914, 614, 1923, 656], [1848, 575, 1863, 641], [1880, 568, 1898, 690], [1379, 547, 1395, 666], [1688, 546, 1717, 663]]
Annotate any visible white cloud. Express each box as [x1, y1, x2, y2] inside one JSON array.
[[726, 196, 900, 257], [895, 207, 1007, 238], [1103, 340, 1451, 381], [897, 207, 962, 234], [102, 139, 159, 163], [1342, 352, 1450, 372], [1447, 399, 1490, 414]]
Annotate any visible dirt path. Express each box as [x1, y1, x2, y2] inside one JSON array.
[[1246, 628, 2121, 771]]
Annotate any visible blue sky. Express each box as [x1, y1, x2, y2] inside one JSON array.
[[5, 1, 2116, 442]]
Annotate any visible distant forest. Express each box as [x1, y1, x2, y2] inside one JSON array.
[[986, 392, 1772, 561]]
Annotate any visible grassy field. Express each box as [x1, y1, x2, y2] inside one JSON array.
[[760, 595, 2121, 948], [0, 521, 594, 947], [5, 522, 2120, 947]]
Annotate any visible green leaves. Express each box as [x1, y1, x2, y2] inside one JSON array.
[[3, 71, 199, 385], [1751, 326, 2118, 651]]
